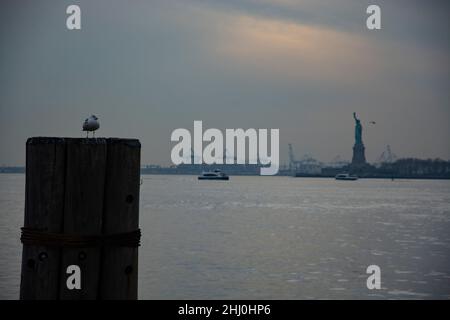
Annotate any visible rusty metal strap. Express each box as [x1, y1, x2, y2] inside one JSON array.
[[20, 227, 141, 248]]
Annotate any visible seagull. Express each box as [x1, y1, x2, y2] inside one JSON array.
[[82, 115, 100, 138]]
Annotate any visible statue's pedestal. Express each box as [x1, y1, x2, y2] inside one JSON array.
[[352, 143, 366, 165], [347, 142, 376, 176]]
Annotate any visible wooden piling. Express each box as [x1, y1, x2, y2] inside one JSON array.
[[100, 138, 141, 299], [20, 138, 66, 300], [20, 137, 141, 300]]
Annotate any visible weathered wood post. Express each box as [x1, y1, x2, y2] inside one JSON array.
[[20, 137, 66, 300], [20, 137, 141, 300], [100, 138, 141, 299]]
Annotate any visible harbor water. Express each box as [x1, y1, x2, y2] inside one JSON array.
[[0, 174, 449, 299]]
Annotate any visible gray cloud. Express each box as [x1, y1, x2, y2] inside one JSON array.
[[0, 0, 448, 166]]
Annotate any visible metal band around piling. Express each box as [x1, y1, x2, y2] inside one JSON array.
[[20, 227, 141, 248]]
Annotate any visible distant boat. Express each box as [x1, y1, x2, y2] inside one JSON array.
[[198, 169, 229, 180], [335, 173, 358, 181]]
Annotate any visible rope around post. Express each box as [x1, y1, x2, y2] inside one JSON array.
[[20, 227, 141, 248]]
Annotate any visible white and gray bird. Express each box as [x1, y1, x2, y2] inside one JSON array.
[[82, 115, 100, 138]]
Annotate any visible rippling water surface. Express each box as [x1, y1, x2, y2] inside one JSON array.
[[1, 174, 449, 299]]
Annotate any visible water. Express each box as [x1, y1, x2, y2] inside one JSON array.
[[1, 174, 449, 299]]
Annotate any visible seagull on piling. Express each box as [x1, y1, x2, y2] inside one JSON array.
[[82, 115, 100, 138]]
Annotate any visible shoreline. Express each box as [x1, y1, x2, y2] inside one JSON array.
[[1, 171, 450, 180]]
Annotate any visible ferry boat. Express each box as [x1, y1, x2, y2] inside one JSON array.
[[335, 173, 358, 181], [198, 169, 229, 180]]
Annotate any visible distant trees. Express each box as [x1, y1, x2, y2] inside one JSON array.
[[379, 158, 450, 177]]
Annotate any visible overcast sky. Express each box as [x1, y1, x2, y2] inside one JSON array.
[[0, 0, 449, 166]]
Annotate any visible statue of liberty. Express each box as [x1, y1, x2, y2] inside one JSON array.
[[351, 112, 366, 165], [353, 112, 362, 145]]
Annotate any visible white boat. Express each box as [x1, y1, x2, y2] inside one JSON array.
[[335, 173, 358, 181], [198, 169, 229, 180]]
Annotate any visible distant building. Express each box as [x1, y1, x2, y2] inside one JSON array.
[[295, 155, 323, 175]]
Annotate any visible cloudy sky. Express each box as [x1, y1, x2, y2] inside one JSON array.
[[0, 0, 448, 166]]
